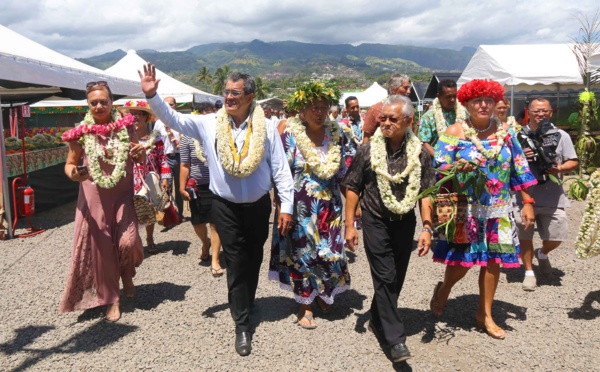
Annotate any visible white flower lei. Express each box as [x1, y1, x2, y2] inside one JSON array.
[[575, 169, 600, 259], [433, 97, 466, 136], [215, 102, 266, 178], [143, 130, 160, 154], [507, 116, 521, 132], [371, 128, 422, 215], [286, 117, 342, 180], [193, 139, 207, 163], [341, 117, 363, 145], [460, 117, 508, 159], [80, 109, 130, 189]]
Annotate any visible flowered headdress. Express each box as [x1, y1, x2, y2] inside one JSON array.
[[457, 79, 504, 105], [119, 100, 155, 121], [286, 81, 342, 112]]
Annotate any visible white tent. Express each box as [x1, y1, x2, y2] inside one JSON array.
[[0, 24, 144, 239], [105, 50, 220, 104], [458, 44, 585, 114], [0, 24, 142, 100], [589, 50, 600, 72], [340, 82, 387, 107]]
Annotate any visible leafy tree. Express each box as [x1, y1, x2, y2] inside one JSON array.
[[196, 66, 212, 85], [212, 65, 231, 95], [254, 77, 272, 100]]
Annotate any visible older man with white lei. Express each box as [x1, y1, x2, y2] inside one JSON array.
[[342, 95, 435, 363], [139, 64, 294, 357]]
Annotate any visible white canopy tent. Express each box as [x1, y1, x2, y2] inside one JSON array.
[[0, 24, 144, 239], [589, 50, 600, 72], [340, 82, 387, 107], [105, 50, 220, 104], [458, 44, 584, 115]]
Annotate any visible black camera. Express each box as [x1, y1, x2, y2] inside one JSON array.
[[516, 119, 559, 184]]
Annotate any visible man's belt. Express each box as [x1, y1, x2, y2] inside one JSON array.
[[166, 153, 180, 158]]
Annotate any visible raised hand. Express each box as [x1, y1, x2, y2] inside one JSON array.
[[138, 62, 161, 97]]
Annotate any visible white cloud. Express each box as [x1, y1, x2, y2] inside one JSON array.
[[0, 0, 597, 57]]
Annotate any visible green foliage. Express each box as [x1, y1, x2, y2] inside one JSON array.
[[254, 77, 272, 100], [212, 65, 231, 95], [286, 80, 342, 111]]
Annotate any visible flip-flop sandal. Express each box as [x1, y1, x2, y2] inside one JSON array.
[[211, 267, 224, 277], [297, 312, 317, 329]]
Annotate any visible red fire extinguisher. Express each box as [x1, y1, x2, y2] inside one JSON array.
[[19, 186, 35, 217]]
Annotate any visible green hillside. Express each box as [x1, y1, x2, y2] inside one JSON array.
[[80, 39, 474, 91]]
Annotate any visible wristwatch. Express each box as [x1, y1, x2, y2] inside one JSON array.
[[423, 227, 434, 235]]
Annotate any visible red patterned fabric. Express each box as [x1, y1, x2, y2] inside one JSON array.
[[133, 139, 171, 193]]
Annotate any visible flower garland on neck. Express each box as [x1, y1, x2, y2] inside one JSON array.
[[341, 116, 363, 145], [61, 109, 135, 189], [432, 97, 466, 136], [286, 116, 342, 180], [143, 130, 161, 154], [460, 117, 508, 159], [215, 102, 266, 177], [370, 128, 422, 215], [506, 116, 521, 132], [193, 139, 207, 163], [575, 168, 600, 259]]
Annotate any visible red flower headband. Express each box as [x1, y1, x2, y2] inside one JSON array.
[[124, 100, 149, 108], [457, 79, 504, 105]]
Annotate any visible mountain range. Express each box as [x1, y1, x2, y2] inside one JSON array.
[[79, 40, 475, 90]]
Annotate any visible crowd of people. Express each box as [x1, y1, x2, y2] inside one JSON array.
[[57, 67, 579, 364]]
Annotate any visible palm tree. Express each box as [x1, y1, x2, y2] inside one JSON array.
[[254, 77, 271, 100], [212, 65, 231, 95], [196, 66, 212, 87]]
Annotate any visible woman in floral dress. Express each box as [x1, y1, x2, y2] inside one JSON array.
[[60, 83, 146, 322], [429, 79, 537, 339], [121, 101, 171, 253], [269, 81, 350, 329]]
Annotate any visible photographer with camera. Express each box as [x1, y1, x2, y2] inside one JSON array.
[[514, 97, 578, 291]]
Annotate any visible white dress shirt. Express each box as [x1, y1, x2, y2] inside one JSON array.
[[153, 120, 181, 155], [147, 94, 294, 214]]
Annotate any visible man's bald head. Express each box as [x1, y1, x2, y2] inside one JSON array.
[[164, 96, 177, 109]]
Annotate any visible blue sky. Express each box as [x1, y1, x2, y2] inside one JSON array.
[[1, 0, 598, 58]]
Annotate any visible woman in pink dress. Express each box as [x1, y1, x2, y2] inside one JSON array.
[[60, 82, 146, 322], [120, 101, 171, 254]]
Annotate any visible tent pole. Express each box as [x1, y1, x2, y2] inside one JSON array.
[[0, 96, 14, 239], [510, 86, 514, 116], [556, 84, 560, 123]]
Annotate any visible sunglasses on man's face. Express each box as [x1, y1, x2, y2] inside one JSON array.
[[86, 81, 109, 88]]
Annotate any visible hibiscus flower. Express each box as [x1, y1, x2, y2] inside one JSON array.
[[486, 178, 504, 195]]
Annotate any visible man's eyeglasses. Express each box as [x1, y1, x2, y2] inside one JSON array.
[[379, 115, 409, 125], [530, 109, 551, 114], [223, 90, 244, 97], [86, 81, 108, 88]]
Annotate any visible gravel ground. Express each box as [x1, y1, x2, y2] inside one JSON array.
[[1, 198, 599, 371]]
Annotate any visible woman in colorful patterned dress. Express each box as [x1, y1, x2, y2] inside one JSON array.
[[269, 81, 350, 329], [121, 101, 171, 254], [60, 82, 146, 322], [429, 79, 537, 339]]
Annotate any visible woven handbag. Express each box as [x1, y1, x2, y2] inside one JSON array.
[[433, 192, 468, 244], [134, 171, 163, 225]]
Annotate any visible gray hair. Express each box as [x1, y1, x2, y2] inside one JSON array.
[[228, 72, 256, 94], [329, 106, 339, 113], [382, 95, 414, 117], [387, 73, 411, 95]]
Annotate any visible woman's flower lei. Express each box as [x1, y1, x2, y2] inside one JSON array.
[[460, 117, 508, 159], [193, 139, 207, 163], [215, 102, 266, 177], [575, 168, 600, 259], [432, 97, 466, 136], [507, 116, 521, 132], [286, 116, 342, 180], [62, 110, 134, 189], [144, 130, 161, 154], [371, 128, 422, 215]]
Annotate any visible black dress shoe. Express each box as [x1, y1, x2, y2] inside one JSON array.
[[390, 342, 412, 363], [235, 332, 252, 356]]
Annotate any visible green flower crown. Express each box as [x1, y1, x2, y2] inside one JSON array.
[[580, 90, 596, 103], [286, 81, 342, 112]]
